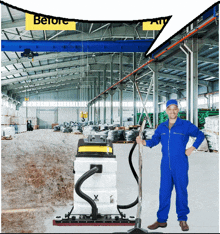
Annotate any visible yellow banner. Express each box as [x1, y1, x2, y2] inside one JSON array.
[[143, 19, 168, 30], [25, 13, 76, 30], [25, 97, 29, 101]]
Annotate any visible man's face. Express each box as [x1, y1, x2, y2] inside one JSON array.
[[166, 104, 179, 119]]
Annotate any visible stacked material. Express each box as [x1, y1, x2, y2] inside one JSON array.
[[202, 115, 219, 151], [118, 130, 125, 140], [54, 125, 60, 131], [98, 124, 114, 131], [1, 126, 15, 138], [159, 111, 169, 124], [99, 124, 109, 131], [83, 125, 99, 136], [96, 130, 109, 138], [124, 129, 139, 141], [202, 130, 219, 151], [72, 125, 83, 133], [204, 116, 219, 132], [1, 116, 10, 125], [1, 106, 19, 136], [198, 109, 219, 129], [62, 127, 72, 133], [1, 106, 8, 116], [143, 128, 155, 140], [137, 113, 153, 127], [10, 116, 26, 125], [17, 125, 27, 133], [107, 130, 121, 142]]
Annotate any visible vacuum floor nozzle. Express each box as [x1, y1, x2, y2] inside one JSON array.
[[53, 214, 135, 226]]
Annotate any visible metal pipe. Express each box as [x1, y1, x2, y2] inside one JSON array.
[[136, 118, 147, 223]]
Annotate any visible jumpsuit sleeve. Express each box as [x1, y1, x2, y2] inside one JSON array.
[[145, 126, 161, 148], [187, 122, 205, 149]]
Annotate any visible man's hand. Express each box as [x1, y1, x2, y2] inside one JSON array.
[[185, 146, 196, 156], [136, 136, 146, 146]]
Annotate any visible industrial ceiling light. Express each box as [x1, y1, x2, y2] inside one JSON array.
[[204, 76, 215, 80]]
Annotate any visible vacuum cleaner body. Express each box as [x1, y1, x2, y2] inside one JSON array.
[[53, 135, 135, 226], [74, 135, 118, 215]]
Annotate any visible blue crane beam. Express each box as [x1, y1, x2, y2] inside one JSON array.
[[1, 39, 154, 53]]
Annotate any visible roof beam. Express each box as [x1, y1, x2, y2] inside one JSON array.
[[174, 53, 218, 64], [56, 25, 154, 41], [1, 66, 88, 85], [162, 63, 218, 78], [1, 18, 25, 30], [1, 54, 132, 77], [157, 72, 208, 87], [1, 52, 133, 67]]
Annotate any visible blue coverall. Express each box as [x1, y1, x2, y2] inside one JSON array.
[[145, 117, 205, 222]]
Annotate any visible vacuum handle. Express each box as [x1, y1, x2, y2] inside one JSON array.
[[136, 117, 147, 222]]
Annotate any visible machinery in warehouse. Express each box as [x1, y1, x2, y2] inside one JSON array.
[[53, 134, 137, 226], [80, 111, 88, 122]]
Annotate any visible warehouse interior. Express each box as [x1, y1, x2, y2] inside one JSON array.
[[1, 3, 219, 233]]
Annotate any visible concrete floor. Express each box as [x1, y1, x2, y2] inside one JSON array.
[[45, 141, 219, 233]]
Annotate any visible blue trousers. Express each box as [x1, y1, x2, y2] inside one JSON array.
[[157, 164, 190, 223]]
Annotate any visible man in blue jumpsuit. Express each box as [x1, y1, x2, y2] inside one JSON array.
[[136, 99, 205, 231]]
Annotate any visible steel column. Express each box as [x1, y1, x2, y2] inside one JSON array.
[[103, 68, 107, 124], [110, 59, 114, 124], [192, 36, 198, 126], [180, 44, 191, 121], [93, 81, 97, 123], [87, 85, 90, 122], [180, 37, 198, 126], [77, 87, 79, 122], [90, 85, 93, 122], [133, 52, 137, 125], [97, 73, 101, 124], [152, 63, 159, 128], [119, 53, 123, 126]]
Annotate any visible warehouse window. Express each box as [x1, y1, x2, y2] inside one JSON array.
[[180, 101, 186, 108], [213, 94, 219, 103], [22, 100, 157, 108], [69, 102, 76, 107], [113, 102, 119, 107], [198, 97, 206, 105], [50, 102, 57, 107]]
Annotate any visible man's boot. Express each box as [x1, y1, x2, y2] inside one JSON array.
[[179, 221, 189, 231], [147, 221, 167, 230]]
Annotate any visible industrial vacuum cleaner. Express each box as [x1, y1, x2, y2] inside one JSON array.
[[53, 117, 159, 233]]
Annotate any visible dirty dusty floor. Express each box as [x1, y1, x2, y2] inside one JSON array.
[[1, 130, 219, 233], [1, 129, 84, 233]]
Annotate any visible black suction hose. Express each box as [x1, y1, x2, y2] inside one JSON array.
[[117, 141, 139, 210], [75, 167, 99, 220]]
